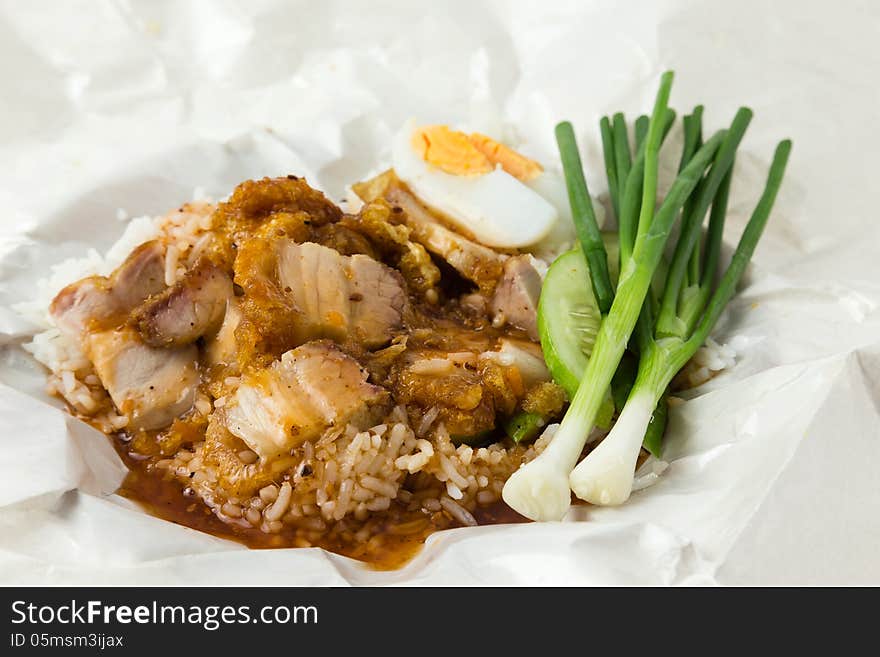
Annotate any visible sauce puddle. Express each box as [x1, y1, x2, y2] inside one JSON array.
[[115, 444, 529, 571]]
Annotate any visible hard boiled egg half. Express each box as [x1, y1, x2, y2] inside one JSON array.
[[392, 120, 577, 249]]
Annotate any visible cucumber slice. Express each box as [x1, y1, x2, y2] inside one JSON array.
[[537, 235, 619, 429], [537, 248, 600, 396]]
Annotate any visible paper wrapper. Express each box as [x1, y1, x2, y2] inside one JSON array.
[[1, 0, 878, 585]]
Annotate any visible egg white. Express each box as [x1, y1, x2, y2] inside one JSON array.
[[391, 120, 558, 249]]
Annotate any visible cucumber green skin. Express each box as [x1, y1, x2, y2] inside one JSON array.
[[537, 232, 670, 446], [537, 249, 594, 396], [537, 245, 615, 429]]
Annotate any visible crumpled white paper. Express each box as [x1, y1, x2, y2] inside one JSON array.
[[1, 0, 879, 585]]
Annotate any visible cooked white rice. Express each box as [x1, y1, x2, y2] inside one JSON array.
[[157, 412, 553, 539], [677, 337, 738, 388]]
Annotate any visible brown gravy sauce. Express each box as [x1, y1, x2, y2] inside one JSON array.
[[112, 437, 529, 571]]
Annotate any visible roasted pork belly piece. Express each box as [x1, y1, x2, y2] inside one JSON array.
[[236, 239, 408, 356], [210, 176, 343, 266], [490, 255, 542, 340], [49, 241, 166, 337], [131, 259, 233, 347], [222, 341, 389, 460], [86, 327, 199, 430], [384, 185, 505, 294], [277, 241, 407, 348], [339, 199, 441, 302], [352, 170, 505, 294], [49, 240, 201, 430]]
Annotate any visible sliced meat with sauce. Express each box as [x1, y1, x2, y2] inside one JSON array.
[[490, 255, 542, 340], [223, 341, 389, 460], [106, 241, 168, 309], [49, 241, 166, 338], [49, 240, 203, 430], [340, 199, 441, 301], [209, 176, 342, 267], [49, 276, 109, 338], [86, 327, 198, 431], [347, 254, 408, 347], [131, 259, 233, 347], [274, 240, 407, 349], [389, 345, 519, 438], [385, 186, 505, 294], [353, 170, 505, 294]]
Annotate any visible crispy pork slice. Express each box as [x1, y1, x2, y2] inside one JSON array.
[[132, 259, 233, 347], [347, 254, 408, 346], [339, 199, 441, 301], [490, 255, 542, 340], [223, 342, 389, 460], [49, 277, 109, 337], [106, 241, 167, 308], [50, 241, 166, 337], [49, 241, 203, 430], [383, 185, 505, 293], [86, 327, 198, 431], [276, 241, 407, 349]]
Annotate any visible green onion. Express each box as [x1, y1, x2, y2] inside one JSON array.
[[505, 72, 729, 521], [687, 140, 792, 348], [634, 114, 649, 151], [679, 163, 733, 333], [679, 106, 704, 173], [505, 71, 792, 519], [569, 138, 791, 506], [618, 108, 677, 267], [683, 107, 705, 286], [555, 121, 615, 315], [655, 107, 753, 339], [634, 72, 676, 248], [612, 113, 632, 200], [599, 116, 619, 219]]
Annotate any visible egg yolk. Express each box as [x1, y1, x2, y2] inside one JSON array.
[[468, 133, 543, 182], [411, 126, 494, 177], [411, 125, 543, 182]]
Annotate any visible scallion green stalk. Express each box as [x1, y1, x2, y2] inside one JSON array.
[[618, 108, 677, 267], [599, 116, 619, 219], [612, 113, 632, 198], [569, 139, 791, 506], [678, 106, 704, 287], [555, 121, 615, 315], [504, 72, 728, 521], [655, 107, 753, 339], [634, 115, 649, 151], [679, 164, 733, 333]]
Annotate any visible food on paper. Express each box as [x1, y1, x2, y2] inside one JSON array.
[[20, 72, 790, 566]]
